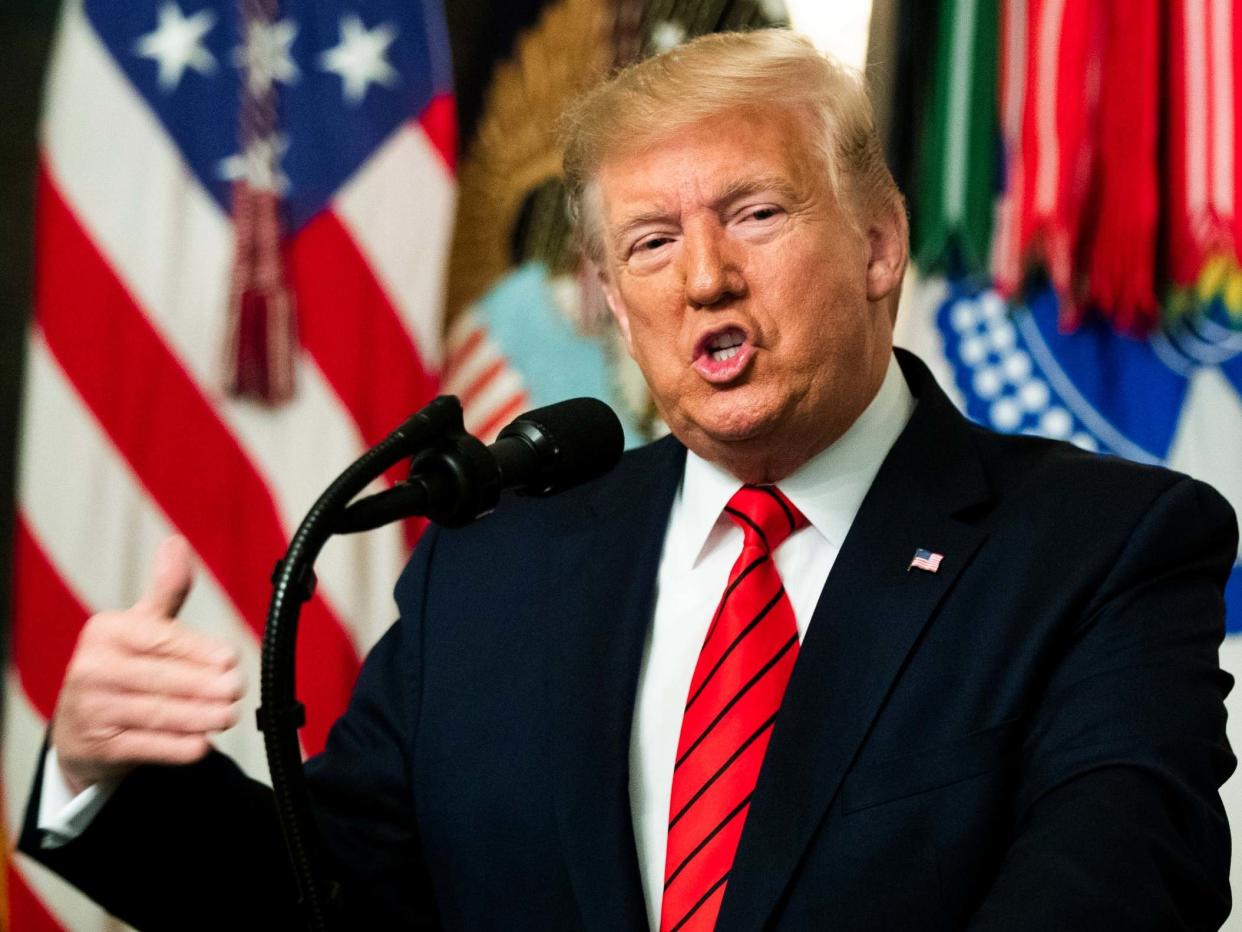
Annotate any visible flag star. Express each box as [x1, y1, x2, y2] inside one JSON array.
[[134, 2, 218, 92], [234, 18, 300, 96], [318, 14, 400, 105], [651, 20, 687, 52], [218, 134, 290, 193]]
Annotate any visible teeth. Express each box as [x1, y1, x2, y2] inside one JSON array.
[[711, 346, 740, 362], [706, 330, 744, 351]]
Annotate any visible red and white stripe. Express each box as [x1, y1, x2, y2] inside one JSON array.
[[6, 0, 456, 926], [442, 310, 530, 443], [990, 0, 1101, 320]]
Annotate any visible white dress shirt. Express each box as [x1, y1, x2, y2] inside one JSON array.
[[38, 747, 117, 848], [39, 355, 915, 919], [628, 354, 914, 929]]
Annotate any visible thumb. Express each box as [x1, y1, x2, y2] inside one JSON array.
[[134, 535, 195, 619]]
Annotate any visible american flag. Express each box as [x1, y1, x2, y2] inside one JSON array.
[[908, 548, 944, 574], [5, 0, 455, 927]]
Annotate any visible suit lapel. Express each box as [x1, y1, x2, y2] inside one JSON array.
[[547, 436, 685, 932], [718, 353, 993, 931]]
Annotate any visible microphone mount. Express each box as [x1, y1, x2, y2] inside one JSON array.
[[335, 394, 621, 532]]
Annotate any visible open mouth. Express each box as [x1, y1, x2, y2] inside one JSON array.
[[693, 325, 754, 383], [706, 329, 745, 362]]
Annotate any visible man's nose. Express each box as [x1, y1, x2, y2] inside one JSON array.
[[683, 226, 744, 308]]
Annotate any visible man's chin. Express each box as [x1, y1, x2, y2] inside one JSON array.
[[679, 414, 780, 459], [670, 396, 822, 481], [693, 392, 786, 442]]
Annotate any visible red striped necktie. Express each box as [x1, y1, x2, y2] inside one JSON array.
[[660, 484, 808, 932]]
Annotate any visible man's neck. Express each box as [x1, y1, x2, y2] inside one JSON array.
[[688, 352, 914, 486], [677, 352, 916, 555]]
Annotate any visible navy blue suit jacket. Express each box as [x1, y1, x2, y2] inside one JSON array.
[[22, 351, 1239, 930]]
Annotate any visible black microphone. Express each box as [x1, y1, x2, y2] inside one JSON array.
[[490, 396, 623, 495], [336, 397, 623, 532]]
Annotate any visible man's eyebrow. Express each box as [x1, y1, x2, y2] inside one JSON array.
[[710, 175, 803, 208], [609, 208, 677, 252]]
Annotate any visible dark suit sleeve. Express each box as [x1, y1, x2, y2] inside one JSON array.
[[18, 744, 302, 929], [968, 477, 1238, 931], [17, 527, 445, 930]]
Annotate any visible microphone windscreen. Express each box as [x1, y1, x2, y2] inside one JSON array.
[[497, 397, 624, 495]]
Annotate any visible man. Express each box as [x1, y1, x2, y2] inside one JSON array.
[[23, 29, 1238, 931]]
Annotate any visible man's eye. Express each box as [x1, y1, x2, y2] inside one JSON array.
[[745, 207, 781, 222], [634, 236, 672, 253]]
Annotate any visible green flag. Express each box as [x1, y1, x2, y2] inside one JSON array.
[[913, 0, 999, 276]]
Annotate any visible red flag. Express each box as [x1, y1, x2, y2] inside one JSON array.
[[992, 0, 1101, 326], [1082, 0, 1160, 333], [1167, 0, 1241, 288]]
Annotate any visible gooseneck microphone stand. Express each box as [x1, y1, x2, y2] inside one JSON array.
[[259, 395, 491, 932], [258, 393, 622, 931]]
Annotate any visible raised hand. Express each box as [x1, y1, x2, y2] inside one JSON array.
[[49, 536, 245, 795]]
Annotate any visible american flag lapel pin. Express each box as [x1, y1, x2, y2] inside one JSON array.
[[908, 548, 944, 573]]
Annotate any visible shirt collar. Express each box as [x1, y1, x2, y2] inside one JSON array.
[[675, 353, 915, 569]]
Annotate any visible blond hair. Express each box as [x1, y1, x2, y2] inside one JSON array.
[[560, 28, 905, 265]]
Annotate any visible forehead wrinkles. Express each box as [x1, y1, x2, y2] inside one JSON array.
[[590, 110, 828, 262]]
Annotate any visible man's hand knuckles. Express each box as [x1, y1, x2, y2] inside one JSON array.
[[139, 699, 233, 733], [218, 669, 245, 701], [126, 651, 213, 685], [142, 627, 229, 666]]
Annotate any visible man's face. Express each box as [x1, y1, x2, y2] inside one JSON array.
[[596, 107, 904, 481]]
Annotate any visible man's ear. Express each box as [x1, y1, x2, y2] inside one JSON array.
[[600, 271, 635, 356], [865, 204, 909, 303]]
